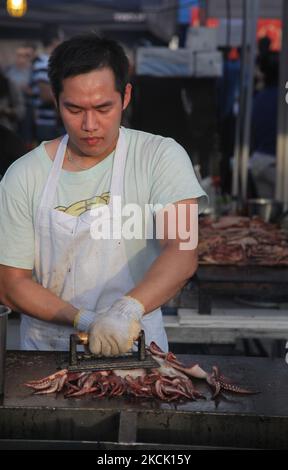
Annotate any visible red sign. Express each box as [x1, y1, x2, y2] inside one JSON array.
[[257, 19, 282, 51]]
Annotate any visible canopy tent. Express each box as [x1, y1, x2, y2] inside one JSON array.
[[206, 0, 282, 19], [0, 0, 177, 42]]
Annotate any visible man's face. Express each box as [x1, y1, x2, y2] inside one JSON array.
[[58, 67, 131, 159], [16, 47, 32, 67]]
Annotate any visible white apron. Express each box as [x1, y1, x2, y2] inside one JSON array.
[[20, 128, 168, 351]]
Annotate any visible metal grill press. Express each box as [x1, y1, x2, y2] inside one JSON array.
[[68, 330, 159, 372]]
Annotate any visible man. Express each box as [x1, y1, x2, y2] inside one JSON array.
[[5, 45, 34, 146], [31, 26, 62, 143], [250, 51, 279, 198], [5, 45, 32, 92], [0, 34, 207, 355]]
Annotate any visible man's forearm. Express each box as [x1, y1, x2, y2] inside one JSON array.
[[127, 245, 198, 314], [2, 277, 78, 325]]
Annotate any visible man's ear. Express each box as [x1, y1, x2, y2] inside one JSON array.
[[122, 83, 132, 111]]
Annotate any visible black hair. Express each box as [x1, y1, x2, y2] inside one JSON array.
[[48, 33, 130, 103]]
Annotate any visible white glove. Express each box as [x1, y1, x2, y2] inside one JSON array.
[[80, 296, 144, 357]]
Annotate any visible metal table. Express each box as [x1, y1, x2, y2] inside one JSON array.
[[0, 351, 288, 449], [196, 265, 288, 314]]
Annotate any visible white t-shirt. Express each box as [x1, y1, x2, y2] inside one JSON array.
[[0, 127, 208, 284]]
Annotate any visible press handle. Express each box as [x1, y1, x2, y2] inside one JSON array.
[[137, 330, 146, 361], [69, 330, 146, 365], [69, 333, 88, 366]]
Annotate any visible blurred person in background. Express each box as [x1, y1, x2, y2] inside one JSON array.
[[5, 45, 34, 146], [5, 45, 32, 92], [217, 47, 241, 195], [254, 36, 271, 92], [250, 51, 279, 198], [31, 25, 62, 143], [0, 69, 25, 132]]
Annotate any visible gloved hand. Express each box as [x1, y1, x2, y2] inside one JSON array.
[[89, 296, 144, 356], [73, 296, 145, 357]]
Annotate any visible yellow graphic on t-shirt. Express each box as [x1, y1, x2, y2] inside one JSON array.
[[55, 191, 110, 216]]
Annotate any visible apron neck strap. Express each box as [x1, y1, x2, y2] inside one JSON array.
[[39, 134, 69, 209], [109, 128, 127, 206]]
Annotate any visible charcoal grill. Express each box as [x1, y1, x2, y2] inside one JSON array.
[[195, 265, 288, 314], [1, 351, 288, 449]]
